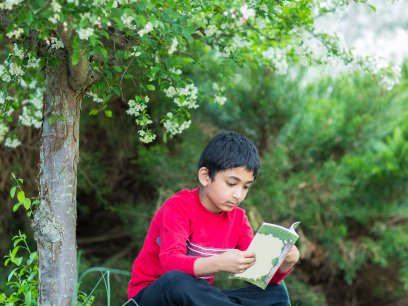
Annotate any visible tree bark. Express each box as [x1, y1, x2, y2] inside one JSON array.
[[32, 57, 83, 305]]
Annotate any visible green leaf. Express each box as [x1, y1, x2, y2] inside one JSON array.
[[17, 191, 25, 203], [7, 268, 18, 282], [113, 66, 123, 72], [10, 246, 20, 261], [104, 110, 113, 118], [28, 252, 37, 265], [32, 200, 40, 206], [13, 257, 22, 266], [99, 30, 110, 39], [24, 291, 32, 305], [96, 46, 108, 62], [112, 86, 121, 96], [89, 35, 96, 47], [71, 36, 81, 65], [367, 4, 377, 12], [146, 84, 155, 91], [10, 186, 17, 199], [23, 198, 31, 210], [124, 73, 134, 80], [26, 11, 34, 25], [89, 109, 99, 116], [13, 203, 21, 212]]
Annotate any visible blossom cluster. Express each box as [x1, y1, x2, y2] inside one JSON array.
[[262, 47, 289, 75], [77, 28, 95, 41], [6, 28, 24, 39], [49, 0, 62, 24], [88, 91, 104, 104], [356, 56, 401, 90], [168, 38, 179, 55], [212, 83, 227, 106], [164, 84, 198, 109], [163, 112, 191, 137], [0, 0, 23, 10], [0, 117, 21, 149], [121, 13, 137, 30], [0, 44, 41, 84], [19, 87, 43, 129], [138, 22, 154, 37], [49, 37, 65, 50], [126, 96, 156, 143]]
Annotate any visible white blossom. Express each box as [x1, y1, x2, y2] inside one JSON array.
[[129, 46, 142, 57], [0, 92, 5, 105], [240, 4, 256, 21], [5, 137, 21, 148], [205, 25, 219, 37], [259, 4, 268, 13], [50, 37, 64, 50], [88, 92, 104, 104], [215, 95, 227, 105], [164, 86, 177, 98], [164, 84, 198, 109], [19, 106, 42, 128], [169, 68, 182, 75], [51, 0, 62, 12], [77, 28, 95, 40], [9, 63, 24, 77], [138, 22, 154, 37], [18, 88, 43, 129], [0, 64, 12, 82], [163, 114, 191, 136], [168, 38, 179, 55], [121, 14, 136, 30], [6, 28, 24, 39], [27, 57, 41, 69], [262, 47, 289, 75], [13, 44, 25, 59], [126, 98, 148, 116], [0, 0, 23, 10], [138, 130, 156, 143]]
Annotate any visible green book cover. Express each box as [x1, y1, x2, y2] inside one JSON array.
[[232, 221, 300, 289]]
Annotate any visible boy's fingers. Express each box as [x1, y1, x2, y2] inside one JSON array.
[[243, 251, 256, 258]]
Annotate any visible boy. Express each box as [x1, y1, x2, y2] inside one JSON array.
[[128, 131, 300, 306]]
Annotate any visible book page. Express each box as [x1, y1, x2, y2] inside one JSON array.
[[232, 222, 299, 289]]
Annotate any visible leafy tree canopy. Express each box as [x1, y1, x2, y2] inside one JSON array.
[[0, 0, 400, 146]]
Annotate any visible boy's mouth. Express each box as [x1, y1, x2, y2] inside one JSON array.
[[227, 201, 238, 206]]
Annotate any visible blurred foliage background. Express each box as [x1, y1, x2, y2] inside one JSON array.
[[1, 58, 408, 305]]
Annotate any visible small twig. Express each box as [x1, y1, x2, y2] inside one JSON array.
[[103, 240, 137, 265]]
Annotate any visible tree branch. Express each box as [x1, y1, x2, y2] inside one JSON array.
[[56, 25, 94, 92]]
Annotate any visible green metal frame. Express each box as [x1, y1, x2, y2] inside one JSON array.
[[281, 280, 292, 306]]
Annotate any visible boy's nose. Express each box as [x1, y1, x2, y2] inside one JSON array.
[[232, 189, 242, 200]]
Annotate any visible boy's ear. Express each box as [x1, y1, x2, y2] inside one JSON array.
[[198, 167, 211, 186]]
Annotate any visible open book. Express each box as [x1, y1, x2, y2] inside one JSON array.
[[232, 221, 300, 289]]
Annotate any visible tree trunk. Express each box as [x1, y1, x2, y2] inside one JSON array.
[[32, 60, 82, 305]]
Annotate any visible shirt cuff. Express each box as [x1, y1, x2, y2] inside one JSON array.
[[270, 267, 292, 284]]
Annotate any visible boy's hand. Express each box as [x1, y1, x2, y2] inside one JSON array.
[[216, 249, 256, 274], [279, 245, 300, 273]]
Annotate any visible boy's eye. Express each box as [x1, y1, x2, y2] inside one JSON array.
[[226, 182, 236, 187], [244, 185, 251, 190]]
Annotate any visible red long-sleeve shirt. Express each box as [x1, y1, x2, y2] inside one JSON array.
[[128, 188, 290, 299]]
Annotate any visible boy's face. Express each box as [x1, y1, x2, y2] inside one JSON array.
[[198, 166, 254, 213]]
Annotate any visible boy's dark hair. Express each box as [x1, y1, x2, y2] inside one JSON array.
[[198, 131, 260, 180]]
